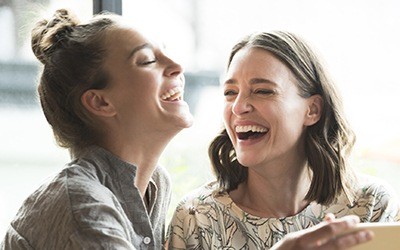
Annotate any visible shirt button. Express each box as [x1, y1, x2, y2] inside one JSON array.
[[143, 237, 151, 245]]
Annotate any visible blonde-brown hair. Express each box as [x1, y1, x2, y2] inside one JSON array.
[[31, 9, 118, 154]]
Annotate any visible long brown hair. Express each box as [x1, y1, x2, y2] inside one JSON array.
[[209, 31, 356, 205]]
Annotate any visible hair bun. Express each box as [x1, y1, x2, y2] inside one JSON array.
[[31, 9, 80, 64]]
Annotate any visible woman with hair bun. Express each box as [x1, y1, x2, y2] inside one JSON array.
[[1, 9, 193, 249]]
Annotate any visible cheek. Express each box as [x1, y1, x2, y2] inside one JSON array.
[[223, 104, 236, 139], [223, 104, 232, 126], [278, 110, 307, 141], [127, 75, 159, 99]]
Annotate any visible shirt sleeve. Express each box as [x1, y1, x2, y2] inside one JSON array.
[[167, 183, 224, 250], [166, 202, 189, 250], [0, 225, 34, 250], [372, 181, 400, 222], [166, 196, 217, 250]]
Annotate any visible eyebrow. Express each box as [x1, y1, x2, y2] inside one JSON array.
[[224, 77, 278, 86], [127, 43, 153, 60]]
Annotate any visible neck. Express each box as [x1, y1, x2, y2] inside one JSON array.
[[101, 128, 178, 197], [230, 160, 312, 218]]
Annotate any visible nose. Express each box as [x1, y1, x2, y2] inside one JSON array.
[[232, 93, 253, 116], [163, 55, 184, 77]]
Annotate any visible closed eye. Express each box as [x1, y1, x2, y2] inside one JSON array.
[[255, 89, 274, 95], [224, 90, 237, 96], [139, 59, 156, 65]]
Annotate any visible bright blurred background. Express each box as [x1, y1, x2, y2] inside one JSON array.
[[1, 0, 400, 237]]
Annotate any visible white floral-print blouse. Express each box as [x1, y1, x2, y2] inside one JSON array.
[[167, 175, 400, 250]]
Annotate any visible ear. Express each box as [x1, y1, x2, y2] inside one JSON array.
[[81, 89, 116, 117], [304, 94, 323, 126]]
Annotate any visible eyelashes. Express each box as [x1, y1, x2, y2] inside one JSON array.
[[139, 59, 156, 65], [223, 89, 275, 97], [224, 90, 237, 96], [254, 89, 275, 95]]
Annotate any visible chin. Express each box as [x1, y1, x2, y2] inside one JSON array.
[[175, 105, 194, 127], [162, 101, 194, 127], [236, 154, 261, 168], [177, 113, 194, 129], [164, 111, 194, 133]]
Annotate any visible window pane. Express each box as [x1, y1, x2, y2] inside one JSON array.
[[0, 0, 92, 236]]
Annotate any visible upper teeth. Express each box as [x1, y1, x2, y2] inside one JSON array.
[[161, 87, 183, 100], [235, 125, 268, 133]]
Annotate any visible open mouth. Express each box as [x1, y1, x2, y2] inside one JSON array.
[[235, 125, 268, 140], [161, 87, 183, 102]]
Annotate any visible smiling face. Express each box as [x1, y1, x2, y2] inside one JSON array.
[[99, 22, 193, 140], [223, 47, 319, 169]]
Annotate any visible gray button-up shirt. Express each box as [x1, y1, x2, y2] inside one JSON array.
[[1, 146, 171, 249]]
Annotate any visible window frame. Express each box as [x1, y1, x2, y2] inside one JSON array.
[[93, 0, 122, 14]]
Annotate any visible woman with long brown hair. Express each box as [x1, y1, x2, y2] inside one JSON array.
[[168, 31, 400, 249]]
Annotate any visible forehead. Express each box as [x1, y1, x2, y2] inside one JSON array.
[[227, 47, 293, 80], [103, 18, 163, 51], [105, 25, 146, 48]]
